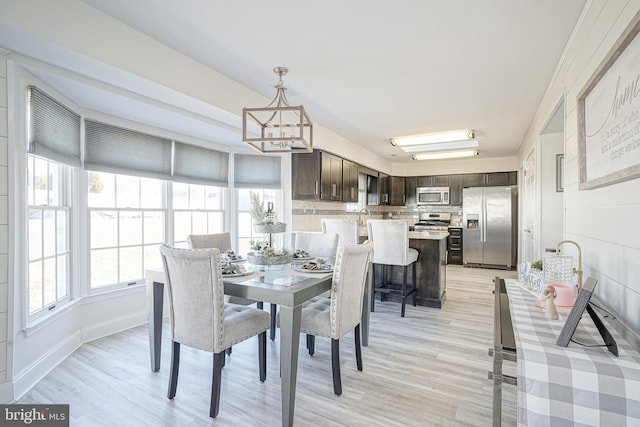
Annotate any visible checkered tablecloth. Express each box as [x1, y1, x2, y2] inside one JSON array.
[[504, 279, 640, 426]]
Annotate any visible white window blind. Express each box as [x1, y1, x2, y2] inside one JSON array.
[[84, 120, 172, 180], [27, 86, 81, 167], [173, 141, 229, 187], [234, 153, 281, 189]]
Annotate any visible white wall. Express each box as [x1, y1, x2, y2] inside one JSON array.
[[540, 133, 564, 252], [518, 0, 640, 330]]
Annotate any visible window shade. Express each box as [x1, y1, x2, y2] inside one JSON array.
[[84, 120, 172, 180], [234, 154, 281, 189], [173, 141, 229, 186], [27, 86, 81, 167]]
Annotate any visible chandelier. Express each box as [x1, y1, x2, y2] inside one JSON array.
[[242, 67, 313, 153]]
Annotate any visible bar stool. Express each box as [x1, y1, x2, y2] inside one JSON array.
[[366, 219, 418, 317]]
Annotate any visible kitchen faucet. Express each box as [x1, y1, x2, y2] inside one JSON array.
[[358, 208, 371, 226]]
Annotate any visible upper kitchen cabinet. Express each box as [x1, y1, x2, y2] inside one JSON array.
[[320, 151, 343, 201], [389, 176, 406, 206], [405, 176, 417, 206], [378, 172, 390, 205], [292, 150, 320, 199], [342, 159, 359, 203], [449, 174, 463, 206], [486, 171, 517, 186], [462, 172, 517, 187], [291, 150, 343, 201], [417, 175, 449, 187]]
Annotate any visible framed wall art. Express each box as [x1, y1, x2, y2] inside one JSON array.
[[577, 11, 640, 190]]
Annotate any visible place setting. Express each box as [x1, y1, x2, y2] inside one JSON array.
[[294, 259, 334, 274], [221, 250, 245, 264], [220, 261, 252, 277]]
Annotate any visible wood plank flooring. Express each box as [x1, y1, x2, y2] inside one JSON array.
[[19, 266, 518, 426]]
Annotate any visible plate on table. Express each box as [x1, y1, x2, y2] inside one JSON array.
[[291, 255, 314, 261], [294, 262, 334, 274], [221, 256, 245, 264], [221, 271, 252, 277]]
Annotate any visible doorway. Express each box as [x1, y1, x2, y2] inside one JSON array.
[[539, 99, 565, 254]]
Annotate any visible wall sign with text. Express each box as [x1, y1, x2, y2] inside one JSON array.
[[578, 11, 640, 189]]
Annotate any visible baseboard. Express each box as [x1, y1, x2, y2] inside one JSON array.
[[0, 381, 14, 403], [81, 311, 147, 343], [13, 331, 82, 400]]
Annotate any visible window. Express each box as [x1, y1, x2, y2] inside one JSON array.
[[88, 172, 165, 289], [172, 182, 225, 247], [27, 156, 71, 317], [236, 188, 282, 255]]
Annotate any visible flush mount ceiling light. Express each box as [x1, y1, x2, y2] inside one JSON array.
[[391, 129, 475, 147], [242, 66, 313, 153], [399, 139, 479, 153], [412, 150, 479, 161]]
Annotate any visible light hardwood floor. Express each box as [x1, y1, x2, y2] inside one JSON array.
[[19, 266, 518, 426]]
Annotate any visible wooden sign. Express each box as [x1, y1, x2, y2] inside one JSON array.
[[577, 11, 640, 189]]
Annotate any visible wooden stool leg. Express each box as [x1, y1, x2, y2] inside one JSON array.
[[401, 265, 407, 317]]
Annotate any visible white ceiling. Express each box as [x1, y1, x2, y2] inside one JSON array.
[[26, 1, 588, 162]]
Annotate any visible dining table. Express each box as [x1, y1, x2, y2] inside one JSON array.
[[145, 260, 372, 427]]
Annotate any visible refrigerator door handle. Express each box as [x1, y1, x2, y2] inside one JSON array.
[[481, 195, 486, 243]]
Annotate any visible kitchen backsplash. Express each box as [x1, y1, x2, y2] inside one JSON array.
[[292, 200, 463, 231]]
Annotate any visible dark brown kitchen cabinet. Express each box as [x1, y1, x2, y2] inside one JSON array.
[[485, 172, 512, 186], [417, 175, 449, 187], [342, 159, 359, 203], [449, 174, 463, 206], [389, 176, 406, 206], [320, 151, 343, 201], [291, 151, 320, 199], [462, 173, 485, 187], [378, 172, 390, 204], [462, 172, 517, 187], [405, 176, 417, 206], [291, 150, 342, 201]]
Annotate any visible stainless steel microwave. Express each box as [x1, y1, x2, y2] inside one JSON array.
[[416, 187, 450, 205]]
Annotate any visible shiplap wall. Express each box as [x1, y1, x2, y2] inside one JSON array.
[[0, 53, 9, 391], [519, 0, 640, 330]]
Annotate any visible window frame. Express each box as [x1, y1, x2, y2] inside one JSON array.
[[86, 172, 167, 293], [25, 155, 74, 322]]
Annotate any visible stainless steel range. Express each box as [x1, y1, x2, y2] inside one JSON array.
[[413, 212, 451, 231]]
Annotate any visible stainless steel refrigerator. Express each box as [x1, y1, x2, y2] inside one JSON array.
[[463, 186, 517, 268]]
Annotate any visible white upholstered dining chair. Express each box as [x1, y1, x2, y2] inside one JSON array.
[[294, 241, 373, 395], [321, 218, 359, 250], [159, 244, 270, 418], [293, 231, 339, 259], [367, 219, 418, 317], [187, 233, 255, 307]]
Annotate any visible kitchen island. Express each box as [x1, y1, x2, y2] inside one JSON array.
[[361, 229, 448, 309]]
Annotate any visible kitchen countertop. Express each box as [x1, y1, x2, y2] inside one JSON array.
[[409, 230, 449, 240], [358, 227, 449, 240]]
